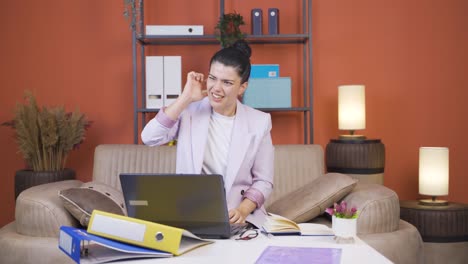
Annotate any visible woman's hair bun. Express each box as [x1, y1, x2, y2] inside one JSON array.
[[232, 40, 252, 58]]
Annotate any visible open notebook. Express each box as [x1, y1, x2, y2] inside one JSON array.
[[262, 213, 334, 236]]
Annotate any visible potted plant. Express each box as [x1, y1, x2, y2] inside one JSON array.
[[123, 0, 142, 35], [2, 91, 91, 199], [326, 201, 359, 243], [215, 12, 246, 48]]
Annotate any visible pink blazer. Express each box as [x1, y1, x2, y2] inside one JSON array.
[[141, 97, 274, 227]]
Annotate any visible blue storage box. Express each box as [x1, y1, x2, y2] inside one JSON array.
[[243, 77, 291, 108], [250, 64, 280, 78]]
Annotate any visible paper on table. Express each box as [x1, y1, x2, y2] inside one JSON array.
[[255, 246, 342, 264]]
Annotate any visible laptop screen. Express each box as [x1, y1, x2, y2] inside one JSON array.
[[119, 173, 231, 238]]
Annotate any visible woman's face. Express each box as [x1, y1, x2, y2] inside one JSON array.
[[206, 61, 248, 116]]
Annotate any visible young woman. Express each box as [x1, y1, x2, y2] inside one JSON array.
[[141, 41, 274, 228]]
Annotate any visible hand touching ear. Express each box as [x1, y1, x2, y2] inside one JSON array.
[[183, 71, 207, 103], [162, 71, 207, 120]]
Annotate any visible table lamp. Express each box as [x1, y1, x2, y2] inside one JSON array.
[[338, 85, 366, 140], [327, 84, 385, 185], [419, 147, 449, 206]]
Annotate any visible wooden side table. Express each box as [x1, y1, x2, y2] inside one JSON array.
[[325, 139, 385, 184], [400, 200, 468, 242], [400, 200, 468, 264]]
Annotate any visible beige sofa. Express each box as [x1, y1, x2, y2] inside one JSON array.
[[0, 144, 423, 263]]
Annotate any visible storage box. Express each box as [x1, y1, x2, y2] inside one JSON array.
[[250, 64, 279, 78], [145, 56, 182, 109], [145, 25, 204, 36], [243, 77, 291, 108]]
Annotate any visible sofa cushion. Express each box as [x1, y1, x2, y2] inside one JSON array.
[[15, 180, 83, 237], [266, 145, 325, 207], [92, 144, 177, 189], [266, 173, 357, 223], [59, 181, 127, 227]]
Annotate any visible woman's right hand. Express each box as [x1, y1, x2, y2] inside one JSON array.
[[183, 71, 207, 102], [162, 71, 207, 121]]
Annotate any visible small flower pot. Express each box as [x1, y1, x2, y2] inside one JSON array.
[[332, 215, 357, 243]]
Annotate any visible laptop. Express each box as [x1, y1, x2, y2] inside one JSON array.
[[119, 173, 246, 239]]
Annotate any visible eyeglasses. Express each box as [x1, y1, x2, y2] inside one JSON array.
[[235, 229, 258, 241]]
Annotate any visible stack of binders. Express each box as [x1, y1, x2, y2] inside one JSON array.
[[59, 210, 213, 264], [243, 64, 292, 108]]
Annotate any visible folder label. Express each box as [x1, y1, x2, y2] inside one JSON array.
[[129, 200, 149, 206], [89, 214, 146, 242], [59, 230, 73, 255]]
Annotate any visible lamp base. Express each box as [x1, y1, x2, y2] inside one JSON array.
[[339, 134, 366, 140], [419, 199, 449, 206]]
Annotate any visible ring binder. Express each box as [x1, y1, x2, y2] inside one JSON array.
[[80, 239, 89, 257], [87, 210, 213, 256], [251, 9, 263, 35], [59, 226, 173, 263], [268, 8, 280, 34]]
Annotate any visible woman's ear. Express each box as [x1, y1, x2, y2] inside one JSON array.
[[238, 81, 248, 96]]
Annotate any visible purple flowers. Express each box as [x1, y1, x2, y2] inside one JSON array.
[[325, 201, 358, 219]]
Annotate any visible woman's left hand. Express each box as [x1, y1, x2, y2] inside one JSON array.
[[228, 208, 247, 224], [229, 198, 257, 224]]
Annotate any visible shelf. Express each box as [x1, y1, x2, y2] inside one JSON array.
[[131, 0, 313, 144], [137, 34, 309, 45], [137, 107, 310, 113], [249, 107, 310, 112]]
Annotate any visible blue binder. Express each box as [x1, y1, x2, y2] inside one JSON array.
[[251, 64, 280, 78], [58, 226, 172, 263], [251, 9, 263, 35], [244, 77, 291, 108], [268, 8, 279, 34]]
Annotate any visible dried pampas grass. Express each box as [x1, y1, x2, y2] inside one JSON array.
[[2, 91, 91, 171]]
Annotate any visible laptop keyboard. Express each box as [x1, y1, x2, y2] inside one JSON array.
[[230, 223, 248, 236]]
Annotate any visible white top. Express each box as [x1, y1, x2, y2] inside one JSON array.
[[202, 111, 235, 182]]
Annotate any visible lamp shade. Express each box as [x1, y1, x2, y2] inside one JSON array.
[[419, 147, 449, 196], [338, 85, 366, 130]]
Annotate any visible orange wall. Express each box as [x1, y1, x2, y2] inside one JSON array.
[[1, 0, 467, 228]]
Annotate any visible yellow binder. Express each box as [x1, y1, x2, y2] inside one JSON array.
[[87, 210, 213, 256]]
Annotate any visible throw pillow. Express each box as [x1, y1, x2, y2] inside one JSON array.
[[59, 181, 127, 227], [266, 173, 357, 223]]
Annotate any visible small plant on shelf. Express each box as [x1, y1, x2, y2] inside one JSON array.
[[123, 0, 142, 36], [215, 12, 246, 48]]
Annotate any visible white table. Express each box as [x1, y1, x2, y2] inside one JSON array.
[[118, 234, 392, 264]]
